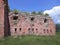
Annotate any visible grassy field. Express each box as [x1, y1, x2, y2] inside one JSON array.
[[0, 32, 60, 45]]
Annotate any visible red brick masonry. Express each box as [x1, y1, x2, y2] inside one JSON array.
[[0, 0, 56, 38], [9, 12, 56, 36]]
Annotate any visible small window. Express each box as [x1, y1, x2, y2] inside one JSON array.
[[19, 28, 21, 31], [50, 30, 52, 32], [28, 28, 30, 31], [13, 16, 18, 20], [32, 28, 34, 31], [32, 28, 34, 33], [47, 29, 49, 33], [44, 18, 47, 23], [31, 17, 34, 21], [15, 28, 17, 33], [28, 28, 31, 33], [36, 28, 38, 33], [36, 28, 38, 30], [44, 29, 45, 33]]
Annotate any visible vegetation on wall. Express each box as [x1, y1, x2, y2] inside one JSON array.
[[23, 12, 30, 14], [31, 11, 49, 16], [31, 11, 37, 14], [13, 9, 19, 14], [44, 13, 49, 16], [10, 10, 49, 16], [31, 11, 44, 15], [37, 11, 43, 15]]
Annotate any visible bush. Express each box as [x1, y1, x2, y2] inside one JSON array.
[[13, 9, 19, 14]]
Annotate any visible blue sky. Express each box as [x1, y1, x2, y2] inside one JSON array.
[[8, 0, 60, 24], [8, 0, 60, 12]]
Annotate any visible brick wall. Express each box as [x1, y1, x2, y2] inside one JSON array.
[[0, 0, 10, 38], [9, 12, 56, 36]]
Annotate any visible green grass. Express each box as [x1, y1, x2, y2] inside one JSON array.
[[0, 32, 60, 45]]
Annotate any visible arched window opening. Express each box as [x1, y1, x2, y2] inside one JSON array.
[[44, 29, 45, 33], [31, 17, 34, 21], [32, 28, 34, 33], [50, 29, 52, 33], [19, 28, 21, 31], [36, 28, 38, 33], [47, 29, 49, 33], [28, 28, 31, 34], [44, 18, 47, 23], [15, 28, 17, 33], [13, 16, 18, 20]]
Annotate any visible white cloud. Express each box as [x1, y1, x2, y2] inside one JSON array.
[[57, 20, 60, 24], [44, 6, 60, 24]]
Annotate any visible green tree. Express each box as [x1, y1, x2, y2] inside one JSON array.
[[37, 11, 43, 15], [24, 12, 30, 14], [44, 13, 49, 16], [31, 11, 36, 14], [56, 24, 60, 32]]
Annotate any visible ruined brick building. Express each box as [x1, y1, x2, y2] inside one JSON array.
[[9, 12, 55, 36], [0, 0, 55, 38]]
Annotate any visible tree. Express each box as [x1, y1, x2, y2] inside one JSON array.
[[24, 12, 30, 14], [37, 11, 43, 15], [44, 13, 49, 16], [31, 11, 36, 14], [56, 24, 60, 32]]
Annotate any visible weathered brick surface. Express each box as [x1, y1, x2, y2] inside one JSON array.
[[0, 0, 10, 38], [0, 0, 4, 38], [9, 12, 56, 36]]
